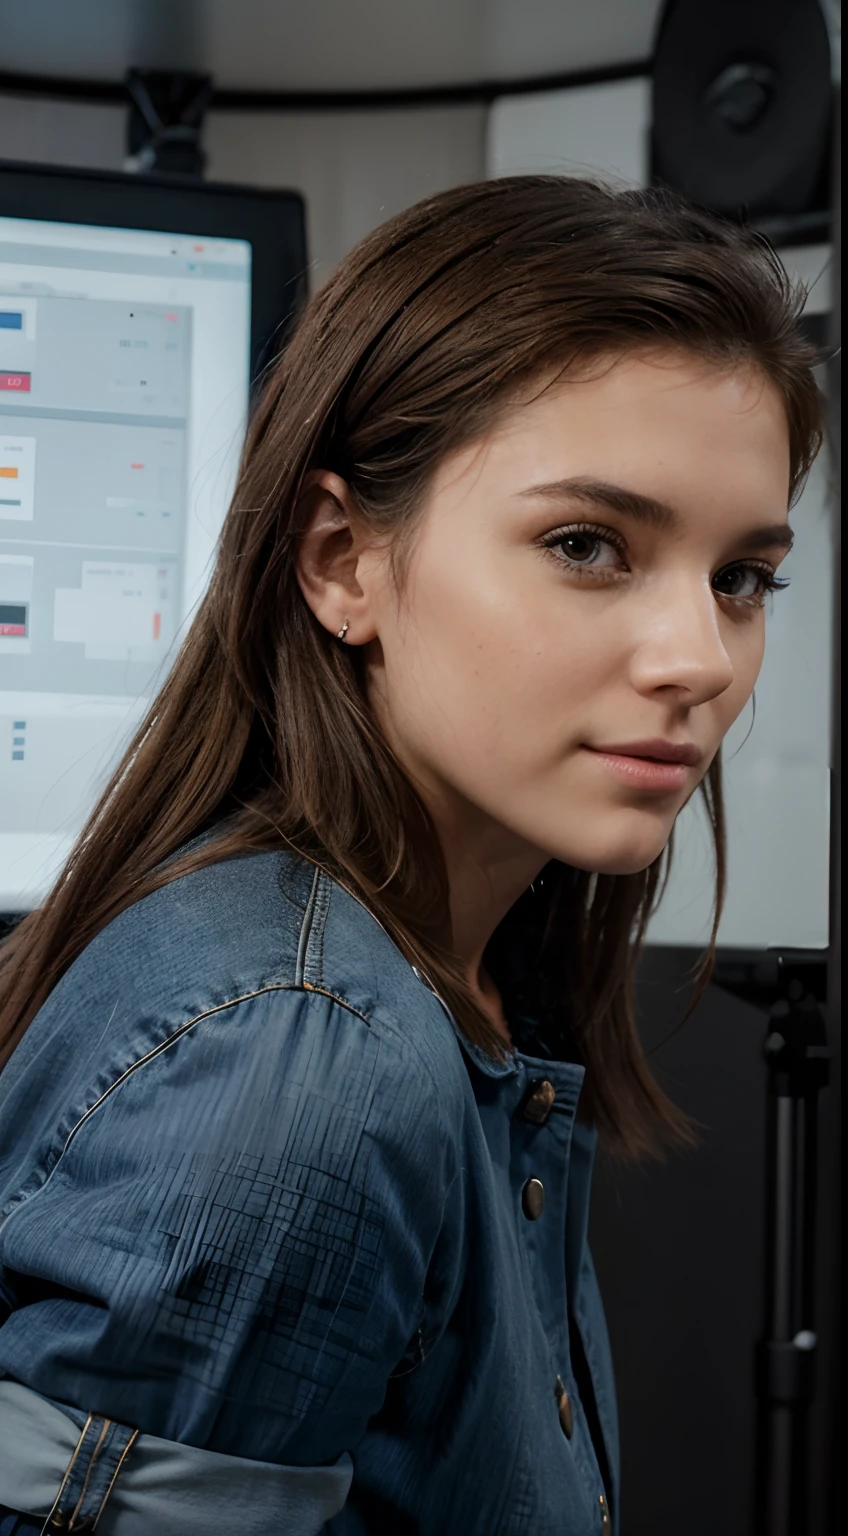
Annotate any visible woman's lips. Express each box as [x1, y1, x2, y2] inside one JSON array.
[[583, 748, 691, 792]]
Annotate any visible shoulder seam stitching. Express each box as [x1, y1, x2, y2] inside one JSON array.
[[6, 983, 374, 1221], [295, 862, 322, 985]]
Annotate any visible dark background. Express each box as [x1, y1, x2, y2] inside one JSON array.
[[591, 946, 841, 1534]]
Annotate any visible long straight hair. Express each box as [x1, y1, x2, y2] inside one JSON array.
[[0, 177, 823, 1156]]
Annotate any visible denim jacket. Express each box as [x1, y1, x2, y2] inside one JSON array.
[[0, 848, 619, 1534]]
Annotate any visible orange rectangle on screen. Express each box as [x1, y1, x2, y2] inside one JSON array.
[[0, 467, 19, 479], [152, 612, 161, 640]]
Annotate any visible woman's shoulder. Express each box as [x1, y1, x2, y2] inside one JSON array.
[[74, 846, 463, 1083], [0, 849, 469, 1173], [0, 855, 469, 1459]]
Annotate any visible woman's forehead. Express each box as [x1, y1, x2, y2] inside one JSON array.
[[424, 353, 790, 513]]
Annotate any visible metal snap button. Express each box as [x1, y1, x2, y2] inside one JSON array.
[[599, 1493, 612, 1530], [521, 1176, 545, 1219], [518, 1077, 556, 1125], [554, 1374, 574, 1439]]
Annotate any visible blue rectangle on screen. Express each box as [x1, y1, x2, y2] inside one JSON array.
[[11, 751, 24, 760], [0, 312, 24, 330]]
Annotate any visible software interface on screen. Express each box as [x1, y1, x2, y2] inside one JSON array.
[[0, 215, 252, 908]]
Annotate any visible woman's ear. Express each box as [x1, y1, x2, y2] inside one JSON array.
[[293, 470, 379, 645]]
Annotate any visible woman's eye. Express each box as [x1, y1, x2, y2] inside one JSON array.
[[548, 529, 622, 569], [712, 562, 779, 601]]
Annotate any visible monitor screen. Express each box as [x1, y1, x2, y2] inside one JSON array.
[[0, 210, 253, 909]]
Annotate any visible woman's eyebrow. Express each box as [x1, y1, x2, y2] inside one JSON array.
[[517, 475, 795, 552], [517, 475, 677, 529]]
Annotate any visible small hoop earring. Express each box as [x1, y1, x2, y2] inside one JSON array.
[[336, 619, 350, 642]]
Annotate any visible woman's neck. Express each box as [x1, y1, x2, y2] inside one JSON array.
[[474, 965, 514, 1048]]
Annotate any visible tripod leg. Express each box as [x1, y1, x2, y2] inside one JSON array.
[[758, 1092, 818, 1535]]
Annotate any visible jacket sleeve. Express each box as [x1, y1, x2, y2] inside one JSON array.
[[0, 984, 461, 1471]]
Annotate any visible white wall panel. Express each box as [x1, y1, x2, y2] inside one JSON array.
[[203, 104, 486, 286], [0, 94, 125, 171], [486, 77, 651, 186]]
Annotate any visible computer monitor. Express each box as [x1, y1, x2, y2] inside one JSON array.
[[0, 161, 306, 912]]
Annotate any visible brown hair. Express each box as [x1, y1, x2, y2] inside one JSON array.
[[0, 176, 823, 1155]]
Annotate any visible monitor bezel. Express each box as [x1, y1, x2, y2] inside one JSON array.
[[0, 157, 308, 384]]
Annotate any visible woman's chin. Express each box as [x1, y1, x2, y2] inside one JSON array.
[[547, 823, 673, 877]]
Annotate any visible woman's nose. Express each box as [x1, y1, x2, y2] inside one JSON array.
[[628, 578, 737, 705]]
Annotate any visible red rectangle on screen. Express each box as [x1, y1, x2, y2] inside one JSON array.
[[0, 373, 31, 392], [152, 612, 161, 640]]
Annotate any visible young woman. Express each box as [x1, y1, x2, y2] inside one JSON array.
[[0, 176, 822, 1535]]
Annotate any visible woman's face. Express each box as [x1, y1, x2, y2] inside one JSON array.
[[353, 350, 792, 880]]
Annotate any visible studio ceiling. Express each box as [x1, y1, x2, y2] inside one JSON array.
[[4, 0, 664, 93]]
